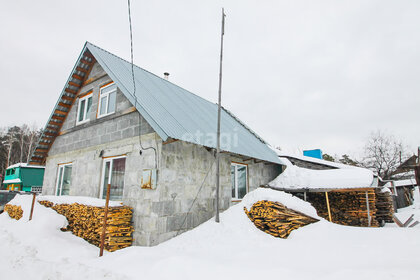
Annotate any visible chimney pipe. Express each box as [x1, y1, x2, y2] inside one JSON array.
[[164, 72, 169, 80]]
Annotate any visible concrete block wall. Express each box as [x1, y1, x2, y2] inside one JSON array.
[[142, 140, 232, 245]]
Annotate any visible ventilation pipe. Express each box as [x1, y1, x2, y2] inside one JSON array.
[[164, 72, 169, 80]]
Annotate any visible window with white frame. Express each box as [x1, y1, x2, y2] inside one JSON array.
[[98, 83, 117, 118], [100, 156, 126, 200], [76, 93, 92, 125], [56, 163, 72, 196], [231, 163, 248, 200]]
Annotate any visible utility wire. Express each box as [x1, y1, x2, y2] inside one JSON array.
[[127, 0, 157, 169], [176, 158, 216, 235]]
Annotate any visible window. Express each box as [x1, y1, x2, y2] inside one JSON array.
[[76, 93, 93, 125], [100, 156, 126, 200], [98, 83, 117, 118], [56, 163, 72, 196], [231, 163, 248, 200]]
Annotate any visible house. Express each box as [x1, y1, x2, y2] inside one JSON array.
[[266, 151, 394, 226], [29, 42, 284, 246], [2, 163, 45, 192]]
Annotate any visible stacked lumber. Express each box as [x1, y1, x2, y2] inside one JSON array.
[[4, 204, 23, 220], [244, 200, 319, 238], [375, 189, 394, 224], [306, 189, 379, 227], [38, 200, 133, 252]]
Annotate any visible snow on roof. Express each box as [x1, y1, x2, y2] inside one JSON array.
[[2, 178, 22, 184], [393, 179, 417, 187], [7, 163, 45, 169], [273, 148, 358, 170], [268, 158, 374, 191]]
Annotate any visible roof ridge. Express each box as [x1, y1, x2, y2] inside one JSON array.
[[86, 42, 218, 107], [221, 106, 267, 144]]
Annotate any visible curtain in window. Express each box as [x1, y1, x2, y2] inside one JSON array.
[[237, 165, 247, 199], [102, 158, 126, 200]]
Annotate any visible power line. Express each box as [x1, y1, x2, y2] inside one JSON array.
[[127, 0, 157, 169]]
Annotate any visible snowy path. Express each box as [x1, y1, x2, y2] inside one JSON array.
[[1, 188, 420, 280]]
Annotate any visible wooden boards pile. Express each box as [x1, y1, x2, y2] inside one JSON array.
[[306, 189, 379, 227], [4, 204, 23, 220], [244, 200, 319, 238], [38, 200, 134, 252], [375, 189, 395, 224]]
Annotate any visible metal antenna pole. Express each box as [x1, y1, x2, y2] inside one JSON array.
[[215, 8, 226, 223]]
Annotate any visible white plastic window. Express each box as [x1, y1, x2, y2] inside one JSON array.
[[76, 94, 92, 125], [100, 156, 126, 201], [55, 163, 72, 196], [98, 83, 117, 118], [231, 163, 248, 200]]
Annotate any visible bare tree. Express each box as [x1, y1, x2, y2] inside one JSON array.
[[361, 130, 408, 180], [26, 123, 39, 163], [4, 130, 17, 168]]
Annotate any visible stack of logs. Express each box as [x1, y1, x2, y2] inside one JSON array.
[[39, 200, 134, 252], [4, 204, 23, 220], [306, 189, 379, 227], [375, 189, 395, 224], [244, 200, 319, 238]]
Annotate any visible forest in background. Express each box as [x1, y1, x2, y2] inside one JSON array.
[[0, 124, 42, 178]]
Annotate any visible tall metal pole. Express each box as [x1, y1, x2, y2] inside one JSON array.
[[215, 8, 226, 223]]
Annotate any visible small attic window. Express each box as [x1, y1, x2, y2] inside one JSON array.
[[98, 82, 117, 118], [76, 92, 93, 125]]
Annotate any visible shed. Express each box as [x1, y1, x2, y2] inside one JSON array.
[[384, 179, 417, 209], [267, 158, 394, 226], [2, 163, 45, 192]]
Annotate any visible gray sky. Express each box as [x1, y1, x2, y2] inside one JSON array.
[[1, 0, 419, 158]]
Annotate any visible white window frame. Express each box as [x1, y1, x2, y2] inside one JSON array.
[[99, 155, 126, 199], [231, 162, 248, 201], [97, 82, 117, 118], [55, 163, 72, 196], [76, 93, 93, 125]]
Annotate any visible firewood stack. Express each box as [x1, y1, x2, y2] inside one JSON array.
[[244, 200, 319, 238], [4, 204, 23, 220], [306, 189, 379, 227], [375, 189, 394, 224], [38, 200, 134, 252]]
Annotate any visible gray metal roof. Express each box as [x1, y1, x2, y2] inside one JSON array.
[[85, 42, 281, 164]]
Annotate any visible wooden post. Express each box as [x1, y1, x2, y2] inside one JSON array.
[[303, 192, 307, 201], [325, 192, 332, 222], [29, 192, 36, 221], [365, 191, 371, 227], [99, 183, 111, 257]]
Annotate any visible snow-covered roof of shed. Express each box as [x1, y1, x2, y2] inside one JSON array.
[[268, 158, 375, 191], [2, 178, 22, 184], [274, 148, 357, 169], [393, 178, 417, 187], [7, 163, 45, 169]]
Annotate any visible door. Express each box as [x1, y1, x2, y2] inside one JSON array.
[[100, 157, 126, 200], [56, 164, 72, 196]]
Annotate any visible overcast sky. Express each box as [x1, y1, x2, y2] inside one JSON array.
[[1, 0, 419, 158]]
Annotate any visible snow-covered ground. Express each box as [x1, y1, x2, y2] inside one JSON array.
[[1, 188, 420, 280]]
